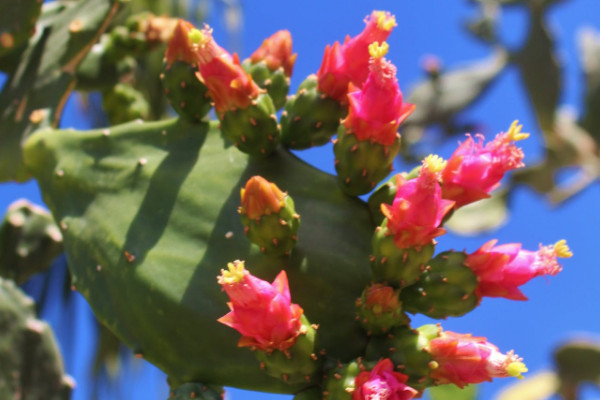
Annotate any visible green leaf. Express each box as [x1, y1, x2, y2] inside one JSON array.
[[578, 28, 600, 145], [427, 384, 477, 400]]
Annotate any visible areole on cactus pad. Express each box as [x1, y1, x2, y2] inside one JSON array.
[[16, 8, 574, 400]]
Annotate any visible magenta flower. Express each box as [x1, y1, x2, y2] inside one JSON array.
[[441, 121, 529, 208], [190, 26, 261, 116], [381, 156, 455, 249], [465, 239, 572, 301], [428, 330, 527, 388], [217, 261, 304, 352], [353, 359, 418, 400], [343, 42, 415, 146], [317, 11, 396, 102]]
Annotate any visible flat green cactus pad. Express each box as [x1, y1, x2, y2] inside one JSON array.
[[24, 118, 374, 392]]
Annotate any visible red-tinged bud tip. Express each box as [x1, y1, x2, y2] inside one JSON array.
[[249, 30, 297, 77], [195, 25, 262, 115], [428, 330, 527, 388], [465, 239, 571, 301], [165, 19, 198, 66], [239, 176, 286, 220], [217, 263, 304, 352], [353, 359, 418, 400], [381, 158, 454, 249], [441, 120, 528, 208], [360, 284, 400, 314]]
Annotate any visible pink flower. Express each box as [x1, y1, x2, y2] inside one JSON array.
[[343, 42, 415, 146], [380, 156, 455, 249], [191, 26, 261, 116], [465, 239, 572, 301], [249, 30, 297, 77], [353, 359, 418, 400], [441, 121, 529, 208], [217, 261, 304, 352], [428, 330, 528, 388], [317, 11, 396, 102]]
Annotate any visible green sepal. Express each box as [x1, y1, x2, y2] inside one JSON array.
[[240, 195, 300, 256], [365, 325, 439, 391], [243, 60, 290, 110], [400, 251, 479, 319], [280, 75, 346, 149], [334, 127, 401, 196], [162, 61, 212, 122], [371, 222, 435, 288], [255, 315, 322, 386], [221, 93, 280, 157]]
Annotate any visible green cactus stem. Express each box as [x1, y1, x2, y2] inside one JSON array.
[[370, 221, 435, 289], [280, 75, 346, 150], [162, 61, 212, 122], [0, 277, 74, 399], [243, 60, 290, 111], [0, 0, 122, 182], [102, 82, 150, 125], [400, 251, 479, 319], [220, 93, 281, 157], [0, 199, 63, 285], [168, 383, 224, 400], [23, 117, 374, 392]]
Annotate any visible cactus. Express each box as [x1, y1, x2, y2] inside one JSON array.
[[0, 7, 579, 400], [0, 0, 122, 182], [0, 277, 74, 399], [0, 199, 63, 285]]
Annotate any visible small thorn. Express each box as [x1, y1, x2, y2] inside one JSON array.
[[279, 219, 287, 226], [315, 121, 323, 129], [345, 177, 351, 184], [272, 238, 279, 245], [249, 117, 257, 126], [310, 353, 318, 361], [260, 362, 265, 369], [294, 116, 301, 122], [380, 257, 387, 264], [241, 135, 247, 143], [350, 144, 359, 152], [334, 373, 342, 380], [180, 101, 186, 109], [361, 169, 367, 177]]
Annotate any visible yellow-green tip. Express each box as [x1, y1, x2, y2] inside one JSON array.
[[368, 41, 389, 59], [507, 361, 528, 379], [423, 154, 447, 174], [188, 28, 204, 45], [554, 240, 573, 258], [506, 120, 529, 142], [375, 11, 397, 31], [219, 260, 246, 284]]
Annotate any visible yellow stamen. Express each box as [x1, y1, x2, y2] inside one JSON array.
[[375, 11, 397, 31], [553, 240, 573, 258], [188, 28, 204, 45], [423, 154, 447, 173], [220, 260, 246, 284], [506, 120, 529, 142], [368, 41, 389, 59], [506, 361, 528, 379]]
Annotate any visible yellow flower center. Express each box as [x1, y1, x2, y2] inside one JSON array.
[[220, 260, 246, 284], [506, 361, 528, 379], [553, 239, 573, 258], [423, 154, 447, 174], [375, 11, 397, 31], [506, 120, 530, 142], [187, 28, 204, 45], [368, 41, 389, 59]]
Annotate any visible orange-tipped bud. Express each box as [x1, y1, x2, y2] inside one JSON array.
[[239, 176, 286, 220], [250, 30, 297, 77]]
